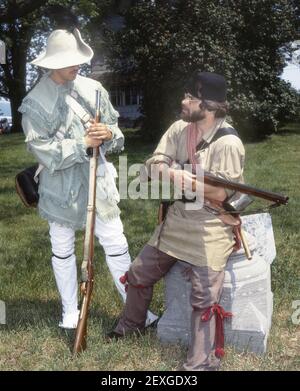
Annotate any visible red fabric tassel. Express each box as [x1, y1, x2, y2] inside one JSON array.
[[215, 347, 225, 358], [119, 271, 146, 289], [120, 272, 129, 292], [201, 303, 233, 358], [201, 307, 212, 322], [119, 272, 128, 285]]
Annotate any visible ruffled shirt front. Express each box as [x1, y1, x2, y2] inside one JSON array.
[[19, 73, 124, 229]]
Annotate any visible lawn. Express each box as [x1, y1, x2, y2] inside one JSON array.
[[0, 124, 299, 371]]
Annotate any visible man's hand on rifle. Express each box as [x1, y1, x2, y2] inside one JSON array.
[[156, 163, 197, 193], [84, 119, 112, 148], [151, 163, 228, 203], [157, 163, 226, 202], [169, 168, 196, 192]]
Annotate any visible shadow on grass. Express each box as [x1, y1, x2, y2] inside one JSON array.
[[1, 299, 118, 353], [276, 123, 300, 137], [0, 203, 36, 222], [0, 135, 25, 149], [0, 186, 17, 195], [0, 162, 36, 174]]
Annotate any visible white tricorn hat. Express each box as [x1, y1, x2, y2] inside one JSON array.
[[30, 28, 94, 69]]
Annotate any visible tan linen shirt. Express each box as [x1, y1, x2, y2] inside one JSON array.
[[146, 118, 245, 271]]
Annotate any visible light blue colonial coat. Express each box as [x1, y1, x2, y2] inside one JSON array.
[[19, 73, 124, 229]]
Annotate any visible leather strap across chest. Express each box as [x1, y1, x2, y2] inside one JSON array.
[[196, 126, 240, 152]]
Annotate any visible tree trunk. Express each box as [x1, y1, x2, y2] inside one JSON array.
[[4, 23, 30, 133], [10, 92, 25, 133]]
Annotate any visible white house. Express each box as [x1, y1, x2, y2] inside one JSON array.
[[90, 13, 143, 127]]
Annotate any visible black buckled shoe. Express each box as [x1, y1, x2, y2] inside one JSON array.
[[105, 327, 146, 342]]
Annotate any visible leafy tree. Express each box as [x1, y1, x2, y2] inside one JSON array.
[[0, 1, 48, 132], [110, 0, 300, 140]]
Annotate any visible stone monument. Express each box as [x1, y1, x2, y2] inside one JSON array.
[[0, 300, 6, 325]]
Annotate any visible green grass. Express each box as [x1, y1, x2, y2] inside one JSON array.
[[0, 125, 299, 371]]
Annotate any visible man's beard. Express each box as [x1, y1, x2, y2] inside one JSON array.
[[180, 108, 206, 123]]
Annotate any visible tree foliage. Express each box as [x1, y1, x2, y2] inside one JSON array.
[[0, 1, 47, 132], [0, 0, 117, 132], [110, 0, 300, 140]]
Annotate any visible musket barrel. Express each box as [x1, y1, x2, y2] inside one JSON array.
[[202, 172, 289, 205]]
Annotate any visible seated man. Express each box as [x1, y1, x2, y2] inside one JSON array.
[[108, 71, 245, 371]]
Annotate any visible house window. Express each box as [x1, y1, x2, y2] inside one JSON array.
[[110, 88, 124, 107], [125, 87, 138, 105], [110, 87, 142, 107]]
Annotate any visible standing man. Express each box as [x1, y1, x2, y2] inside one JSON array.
[[108, 71, 245, 371], [19, 28, 157, 329]]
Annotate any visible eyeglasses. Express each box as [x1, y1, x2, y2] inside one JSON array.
[[184, 93, 201, 102]]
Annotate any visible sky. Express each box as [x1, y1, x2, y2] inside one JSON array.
[[281, 63, 300, 91], [0, 99, 11, 117]]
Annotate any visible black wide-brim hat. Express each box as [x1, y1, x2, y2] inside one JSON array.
[[185, 71, 227, 102]]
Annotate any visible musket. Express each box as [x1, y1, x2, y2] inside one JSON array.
[[200, 171, 289, 206], [197, 172, 288, 259], [155, 167, 288, 209], [157, 169, 288, 260], [73, 90, 101, 355]]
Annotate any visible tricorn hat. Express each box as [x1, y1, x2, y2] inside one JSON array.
[[185, 71, 227, 102], [30, 28, 93, 69]]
